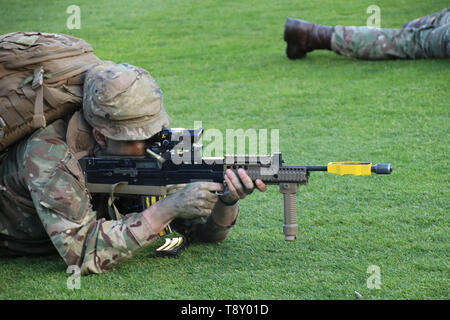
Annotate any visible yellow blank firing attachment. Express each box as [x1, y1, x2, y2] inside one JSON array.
[[327, 162, 372, 176]]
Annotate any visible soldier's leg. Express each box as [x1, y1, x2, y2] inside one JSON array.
[[402, 7, 450, 29], [331, 24, 449, 59], [284, 9, 450, 60]]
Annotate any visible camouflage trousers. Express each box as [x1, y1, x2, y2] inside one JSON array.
[[331, 7, 450, 59]]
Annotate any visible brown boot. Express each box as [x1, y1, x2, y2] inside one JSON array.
[[284, 17, 334, 59]]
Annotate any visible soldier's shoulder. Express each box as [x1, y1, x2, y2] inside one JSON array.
[[28, 119, 67, 145], [23, 120, 70, 179], [25, 120, 68, 156]]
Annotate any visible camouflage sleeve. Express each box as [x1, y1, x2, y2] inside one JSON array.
[[24, 135, 159, 275], [171, 204, 239, 243]]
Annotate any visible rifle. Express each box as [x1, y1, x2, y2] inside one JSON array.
[[80, 128, 392, 241]]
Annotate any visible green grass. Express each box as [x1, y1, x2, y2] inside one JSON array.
[[0, 0, 449, 300]]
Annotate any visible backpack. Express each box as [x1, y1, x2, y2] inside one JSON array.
[[0, 32, 100, 152]]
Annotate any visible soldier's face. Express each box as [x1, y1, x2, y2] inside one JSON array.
[[105, 138, 149, 156], [92, 128, 149, 156]]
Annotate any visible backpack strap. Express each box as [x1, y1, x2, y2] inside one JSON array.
[[31, 66, 46, 129]]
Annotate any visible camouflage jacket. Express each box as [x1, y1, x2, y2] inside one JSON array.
[[0, 119, 237, 274]]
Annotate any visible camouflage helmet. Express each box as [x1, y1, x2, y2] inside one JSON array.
[[83, 62, 171, 141]]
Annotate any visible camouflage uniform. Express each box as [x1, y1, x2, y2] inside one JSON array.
[[0, 63, 237, 274], [332, 7, 450, 59]]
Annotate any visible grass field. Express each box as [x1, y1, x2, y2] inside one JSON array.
[[0, 0, 449, 300]]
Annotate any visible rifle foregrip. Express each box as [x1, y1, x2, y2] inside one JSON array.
[[280, 183, 299, 241]]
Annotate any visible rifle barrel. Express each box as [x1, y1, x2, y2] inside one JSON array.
[[304, 166, 328, 172]]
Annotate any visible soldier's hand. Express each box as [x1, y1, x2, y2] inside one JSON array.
[[162, 182, 224, 219], [220, 168, 267, 205]]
